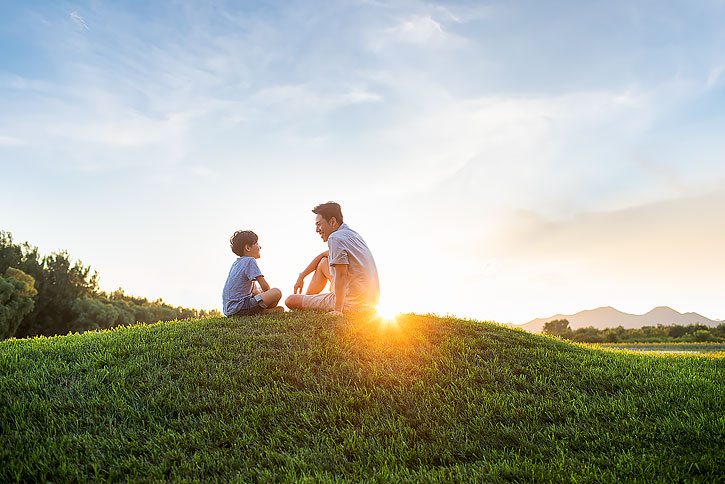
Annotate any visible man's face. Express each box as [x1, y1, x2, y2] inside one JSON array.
[[315, 214, 337, 242]]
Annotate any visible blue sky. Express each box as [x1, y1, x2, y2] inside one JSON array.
[[2, 0, 724, 323]]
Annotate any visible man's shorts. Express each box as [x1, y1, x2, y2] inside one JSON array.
[[300, 293, 336, 312], [231, 294, 268, 316]]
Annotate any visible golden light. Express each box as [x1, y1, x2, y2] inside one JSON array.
[[375, 299, 401, 323]]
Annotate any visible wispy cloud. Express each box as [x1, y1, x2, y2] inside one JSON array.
[[69, 11, 88, 30], [370, 14, 467, 50], [0, 135, 24, 146], [487, 188, 725, 278]]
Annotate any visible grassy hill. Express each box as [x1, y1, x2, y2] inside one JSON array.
[[1, 313, 723, 483]]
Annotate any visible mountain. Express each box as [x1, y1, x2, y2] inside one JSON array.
[[515, 306, 720, 333]]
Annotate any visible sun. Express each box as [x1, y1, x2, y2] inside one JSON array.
[[375, 299, 402, 322]]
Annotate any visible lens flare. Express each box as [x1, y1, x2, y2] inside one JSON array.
[[375, 301, 400, 323]]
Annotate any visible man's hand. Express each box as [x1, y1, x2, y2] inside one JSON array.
[[328, 310, 344, 317], [293, 275, 305, 294]]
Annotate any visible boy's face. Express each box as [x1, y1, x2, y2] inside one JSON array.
[[315, 214, 338, 242], [244, 242, 261, 259]]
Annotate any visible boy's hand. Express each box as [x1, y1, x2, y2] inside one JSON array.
[[294, 275, 305, 294]]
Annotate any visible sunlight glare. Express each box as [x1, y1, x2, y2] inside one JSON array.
[[376, 300, 401, 323]]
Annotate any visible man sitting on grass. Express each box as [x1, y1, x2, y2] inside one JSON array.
[[285, 202, 379, 316], [222, 230, 283, 316]]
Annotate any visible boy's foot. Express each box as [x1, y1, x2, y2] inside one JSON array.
[[261, 306, 285, 314]]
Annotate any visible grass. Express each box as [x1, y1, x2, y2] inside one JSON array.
[[590, 342, 725, 357], [1, 312, 723, 483]]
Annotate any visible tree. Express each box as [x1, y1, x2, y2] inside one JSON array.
[[543, 319, 571, 337], [3, 230, 221, 337], [0, 267, 38, 339], [15, 251, 99, 337]]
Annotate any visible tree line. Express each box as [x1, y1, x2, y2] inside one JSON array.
[[1, 231, 221, 340], [542, 319, 725, 343]]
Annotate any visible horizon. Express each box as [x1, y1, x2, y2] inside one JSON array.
[[2, 1, 724, 324], [514, 304, 723, 327]]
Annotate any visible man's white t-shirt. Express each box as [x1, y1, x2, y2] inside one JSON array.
[[327, 223, 379, 311]]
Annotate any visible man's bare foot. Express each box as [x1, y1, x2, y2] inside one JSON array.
[[261, 306, 285, 314]]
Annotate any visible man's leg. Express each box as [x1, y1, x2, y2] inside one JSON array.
[[285, 292, 336, 312], [305, 256, 330, 295], [285, 294, 304, 309], [286, 256, 331, 310]]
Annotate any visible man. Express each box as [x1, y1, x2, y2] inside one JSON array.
[[285, 202, 379, 316]]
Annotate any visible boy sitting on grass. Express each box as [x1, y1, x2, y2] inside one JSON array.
[[222, 230, 283, 316]]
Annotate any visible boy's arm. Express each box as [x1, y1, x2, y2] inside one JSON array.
[[330, 263, 348, 315], [255, 276, 271, 292], [294, 250, 330, 294]]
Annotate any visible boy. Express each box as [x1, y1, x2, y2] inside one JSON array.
[[222, 230, 283, 316]]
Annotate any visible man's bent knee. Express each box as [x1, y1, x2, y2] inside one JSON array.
[[285, 294, 304, 309]]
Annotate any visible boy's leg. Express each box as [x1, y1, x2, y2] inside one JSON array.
[[259, 288, 282, 308], [306, 257, 331, 295]]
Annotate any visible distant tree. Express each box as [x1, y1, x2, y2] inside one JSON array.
[[2, 230, 222, 338], [70, 296, 136, 333], [0, 267, 38, 339], [543, 319, 571, 337], [570, 326, 605, 343], [15, 251, 99, 337], [687, 329, 718, 343]]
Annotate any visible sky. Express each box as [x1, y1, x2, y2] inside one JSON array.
[[2, 0, 724, 324]]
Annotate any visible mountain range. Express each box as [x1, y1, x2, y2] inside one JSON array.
[[514, 306, 721, 333]]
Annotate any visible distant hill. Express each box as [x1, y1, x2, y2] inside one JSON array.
[[515, 306, 720, 333]]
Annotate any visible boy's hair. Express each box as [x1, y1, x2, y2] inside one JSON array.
[[312, 201, 343, 225], [230, 230, 258, 257]]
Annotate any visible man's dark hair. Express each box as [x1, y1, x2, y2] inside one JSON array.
[[312, 201, 343, 225], [230, 230, 258, 257]]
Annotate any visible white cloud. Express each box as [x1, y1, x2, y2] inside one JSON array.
[[389, 15, 446, 44], [488, 189, 725, 273], [369, 14, 467, 50], [0, 135, 25, 146], [247, 83, 382, 121], [706, 64, 725, 89], [373, 89, 652, 201], [69, 11, 89, 30], [0, 75, 54, 92], [190, 165, 215, 177]]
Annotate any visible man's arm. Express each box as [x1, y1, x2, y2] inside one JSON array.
[[294, 250, 330, 294], [330, 263, 348, 315]]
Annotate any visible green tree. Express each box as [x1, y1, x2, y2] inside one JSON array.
[[0, 267, 38, 339], [15, 251, 99, 337], [543, 319, 571, 337], [2, 230, 221, 337]]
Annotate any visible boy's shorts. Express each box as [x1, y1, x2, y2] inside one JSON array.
[[231, 294, 268, 316]]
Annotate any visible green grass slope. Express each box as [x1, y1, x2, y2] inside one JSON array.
[[1, 313, 723, 483]]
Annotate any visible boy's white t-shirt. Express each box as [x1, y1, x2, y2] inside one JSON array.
[[328, 223, 379, 311]]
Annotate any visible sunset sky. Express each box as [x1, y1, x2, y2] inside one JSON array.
[[2, 1, 724, 324]]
